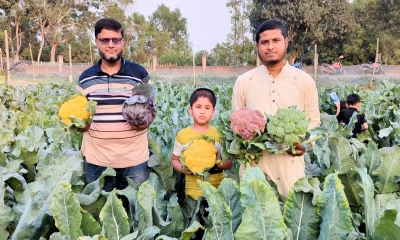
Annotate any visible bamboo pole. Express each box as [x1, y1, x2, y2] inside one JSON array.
[[5, 30, 11, 85], [69, 44, 72, 82], [0, 48, 3, 72], [193, 54, 196, 86], [369, 38, 379, 88], [29, 43, 35, 80], [89, 43, 93, 64], [314, 44, 318, 81]]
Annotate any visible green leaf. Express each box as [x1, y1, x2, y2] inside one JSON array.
[[147, 173, 167, 219], [76, 168, 116, 205], [0, 183, 14, 240], [50, 182, 84, 239], [99, 190, 130, 240], [136, 226, 160, 240], [137, 181, 156, 231], [12, 149, 83, 239], [239, 164, 267, 212], [355, 168, 376, 239], [317, 173, 352, 240], [159, 194, 184, 238], [358, 141, 381, 175], [218, 178, 241, 232], [152, 164, 176, 191], [80, 210, 102, 237], [372, 145, 400, 194], [338, 171, 362, 209], [198, 181, 234, 240], [120, 232, 138, 240], [374, 193, 400, 224], [284, 178, 321, 240], [374, 209, 400, 239], [235, 178, 286, 240], [327, 132, 357, 174], [180, 221, 204, 240]]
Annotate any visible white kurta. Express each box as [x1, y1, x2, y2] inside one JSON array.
[[232, 63, 321, 197]]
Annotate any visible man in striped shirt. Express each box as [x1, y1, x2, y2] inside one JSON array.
[[78, 18, 153, 191]]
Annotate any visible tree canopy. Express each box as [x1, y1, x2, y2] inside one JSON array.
[[0, 0, 399, 65]]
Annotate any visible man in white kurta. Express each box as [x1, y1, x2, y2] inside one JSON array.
[[232, 63, 320, 197]]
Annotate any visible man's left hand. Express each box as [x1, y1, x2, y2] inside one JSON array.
[[287, 142, 306, 157], [130, 124, 150, 131]]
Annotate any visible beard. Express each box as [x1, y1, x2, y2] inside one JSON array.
[[258, 48, 287, 66], [98, 47, 123, 63]]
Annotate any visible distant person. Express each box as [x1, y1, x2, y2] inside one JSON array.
[[77, 18, 154, 191], [171, 88, 232, 201], [337, 93, 368, 137], [231, 19, 321, 197], [330, 92, 347, 116]]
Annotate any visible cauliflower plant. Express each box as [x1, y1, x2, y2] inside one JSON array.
[[266, 106, 309, 152], [181, 136, 217, 175], [230, 107, 266, 140], [58, 95, 96, 128]]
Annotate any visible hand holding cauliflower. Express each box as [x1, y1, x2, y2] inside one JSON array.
[[58, 95, 96, 129]]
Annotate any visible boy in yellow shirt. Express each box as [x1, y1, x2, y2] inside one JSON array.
[[171, 88, 232, 200]]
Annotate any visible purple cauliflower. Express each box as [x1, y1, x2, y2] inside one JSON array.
[[122, 83, 157, 127], [230, 107, 266, 140]]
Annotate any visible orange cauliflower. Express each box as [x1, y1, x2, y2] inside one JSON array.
[[230, 107, 266, 140], [181, 136, 217, 175], [58, 95, 96, 128]]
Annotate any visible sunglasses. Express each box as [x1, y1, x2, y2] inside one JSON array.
[[96, 38, 123, 45]]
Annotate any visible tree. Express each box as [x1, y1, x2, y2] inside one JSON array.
[[148, 4, 192, 65], [1, 0, 31, 61], [226, 0, 252, 66], [149, 4, 190, 52], [125, 13, 152, 64], [351, 0, 400, 64]]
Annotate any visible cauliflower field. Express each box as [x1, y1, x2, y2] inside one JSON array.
[[1, 80, 400, 239]]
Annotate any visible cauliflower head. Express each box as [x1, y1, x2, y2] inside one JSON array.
[[181, 136, 217, 174], [122, 83, 157, 127], [230, 107, 266, 140], [58, 95, 96, 128], [266, 106, 309, 146]]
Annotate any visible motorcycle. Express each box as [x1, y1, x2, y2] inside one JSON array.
[[360, 62, 384, 75], [320, 61, 346, 75], [291, 62, 306, 72]]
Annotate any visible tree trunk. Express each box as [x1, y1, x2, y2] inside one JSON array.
[[37, 17, 48, 62], [50, 45, 57, 63]]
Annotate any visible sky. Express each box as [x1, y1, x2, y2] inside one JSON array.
[[132, 0, 233, 52]]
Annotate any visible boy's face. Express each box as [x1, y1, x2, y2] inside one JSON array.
[[188, 97, 215, 126]]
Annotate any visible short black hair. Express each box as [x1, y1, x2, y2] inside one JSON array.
[[347, 93, 361, 105], [255, 19, 287, 43], [189, 88, 217, 108], [95, 18, 124, 38]]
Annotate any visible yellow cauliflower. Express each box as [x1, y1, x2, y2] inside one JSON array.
[[58, 95, 96, 128], [181, 136, 217, 174]]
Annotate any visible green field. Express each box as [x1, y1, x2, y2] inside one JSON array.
[[1, 78, 400, 239]]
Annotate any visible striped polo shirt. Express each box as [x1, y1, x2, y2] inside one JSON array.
[[77, 58, 152, 168]]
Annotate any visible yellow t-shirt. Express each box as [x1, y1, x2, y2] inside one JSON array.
[[173, 126, 224, 200]]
